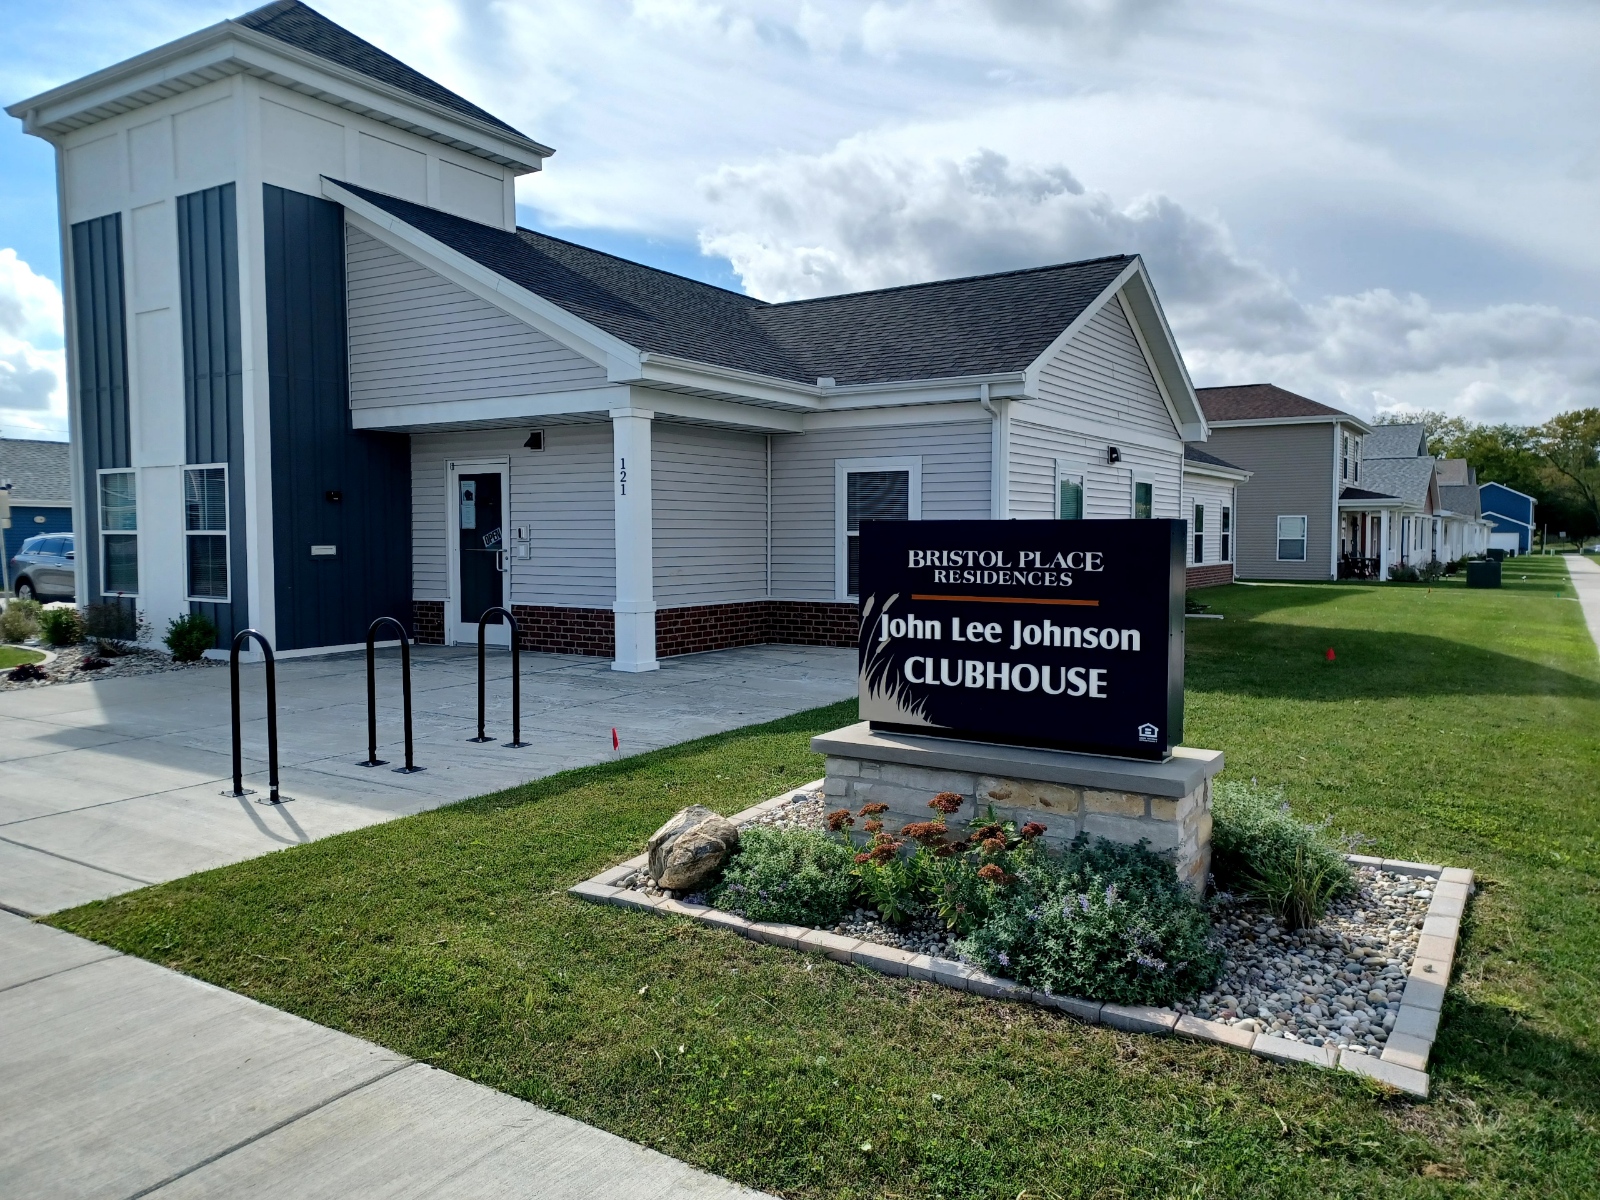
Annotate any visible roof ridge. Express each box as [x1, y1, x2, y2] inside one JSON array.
[[766, 254, 1134, 309], [514, 226, 766, 307]]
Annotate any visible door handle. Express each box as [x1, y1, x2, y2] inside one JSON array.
[[495, 550, 506, 573]]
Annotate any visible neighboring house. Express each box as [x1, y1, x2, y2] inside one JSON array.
[[1, 438, 73, 590], [1362, 425, 1490, 568], [1433, 458, 1492, 561], [1181, 445, 1250, 588], [1480, 482, 1535, 555], [8, 1, 1213, 667], [1192, 384, 1393, 581]]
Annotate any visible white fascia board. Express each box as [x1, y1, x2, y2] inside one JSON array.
[[1183, 463, 1252, 484], [626, 390, 803, 432], [335, 192, 639, 375], [1115, 287, 1189, 442], [9, 24, 552, 170], [1008, 399, 1184, 454], [350, 387, 628, 431], [1021, 261, 1134, 397], [822, 374, 1027, 408], [1206, 415, 1344, 430], [1337, 496, 1405, 510]]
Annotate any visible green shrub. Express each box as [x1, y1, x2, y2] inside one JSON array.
[[961, 835, 1222, 1006], [709, 827, 855, 927], [1211, 780, 1356, 930], [39, 606, 84, 646], [83, 602, 148, 648], [164, 612, 217, 662], [1, 598, 42, 642]]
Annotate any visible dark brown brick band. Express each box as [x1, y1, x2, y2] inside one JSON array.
[[412, 599, 445, 645], [1186, 563, 1235, 590], [510, 604, 616, 657]]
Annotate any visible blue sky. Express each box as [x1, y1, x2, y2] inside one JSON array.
[[3, 0, 1598, 439]]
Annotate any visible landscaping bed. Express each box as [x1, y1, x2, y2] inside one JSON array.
[[0, 640, 217, 690]]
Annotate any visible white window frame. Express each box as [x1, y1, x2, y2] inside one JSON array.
[[835, 456, 921, 601], [1054, 458, 1085, 520], [1192, 503, 1205, 564], [1221, 502, 1232, 563], [96, 467, 139, 597], [1277, 514, 1309, 562], [183, 463, 230, 603], [1131, 472, 1155, 519]]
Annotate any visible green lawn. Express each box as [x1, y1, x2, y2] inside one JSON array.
[[0, 645, 45, 668], [48, 558, 1600, 1198]]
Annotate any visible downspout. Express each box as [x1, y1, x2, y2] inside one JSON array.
[[765, 433, 772, 598], [981, 382, 1007, 519]]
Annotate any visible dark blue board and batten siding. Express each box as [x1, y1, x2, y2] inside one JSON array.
[[262, 185, 411, 651], [177, 183, 249, 645], [69, 213, 131, 605]]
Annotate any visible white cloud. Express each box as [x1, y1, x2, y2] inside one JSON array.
[[0, 249, 67, 437], [697, 142, 1600, 422]]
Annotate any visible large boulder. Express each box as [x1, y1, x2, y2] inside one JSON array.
[[647, 806, 741, 892]]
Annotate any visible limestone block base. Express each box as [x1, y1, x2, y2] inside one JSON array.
[[812, 722, 1224, 889]]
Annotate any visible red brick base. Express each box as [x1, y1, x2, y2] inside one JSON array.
[[510, 604, 616, 657], [412, 598, 860, 658], [656, 600, 858, 657], [412, 599, 445, 645], [1186, 563, 1235, 589]]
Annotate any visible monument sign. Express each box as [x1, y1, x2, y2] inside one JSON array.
[[857, 519, 1185, 760]]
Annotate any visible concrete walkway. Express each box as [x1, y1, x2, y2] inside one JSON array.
[[0, 911, 770, 1199], [0, 643, 854, 916], [1567, 555, 1600, 655]]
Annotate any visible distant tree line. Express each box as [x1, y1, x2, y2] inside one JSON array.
[[1373, 408, 1600, 548]]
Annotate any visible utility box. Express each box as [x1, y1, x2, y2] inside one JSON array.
[[1467, 560, 1502, 588]]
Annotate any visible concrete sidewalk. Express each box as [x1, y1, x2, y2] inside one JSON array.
[[1566, 555, 1600, 655], [0, 912, 769, 1199], [0, 643, 854, 916]]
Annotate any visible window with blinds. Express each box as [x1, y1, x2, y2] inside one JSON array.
[[98, 469, 138, 595], [1058, 472, 1083, 520], [845, 469, 910, 597], [184, 465, 229, 601], [1133, 480, 1153, 519], [1193, 504, 1205, 563]]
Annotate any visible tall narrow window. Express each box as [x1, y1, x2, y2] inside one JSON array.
[[1058, 471, 1083, 519], [184, 465, 229, 601], [1277, 515, 1308, 562], [1341, 433, 1350, 481], [844, 468, 910, 597], [1193, 504, 1205, 563], [98, 469, 138, 595], [1221, 506, 1232, 562], [1354, 436, 1361, 483], [1133, 480, 1153, 519]]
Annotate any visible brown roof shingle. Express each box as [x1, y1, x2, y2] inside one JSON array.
[[1195, 383, 1352, 423]]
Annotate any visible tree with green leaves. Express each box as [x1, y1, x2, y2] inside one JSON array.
[[1537, 408, 1600, 543]]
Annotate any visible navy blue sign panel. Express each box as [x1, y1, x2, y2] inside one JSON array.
[[857, 520, 1185, 760]]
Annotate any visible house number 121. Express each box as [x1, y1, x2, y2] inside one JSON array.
[[618, 457, 626, 495]]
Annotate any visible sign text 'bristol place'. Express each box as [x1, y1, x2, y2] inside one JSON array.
[[857, 520, 1186, 760]]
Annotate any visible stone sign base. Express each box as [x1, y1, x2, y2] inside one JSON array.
[[810, 722, 1224, 890]]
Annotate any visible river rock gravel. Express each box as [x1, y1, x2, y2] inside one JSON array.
[[1, 641, 219, 691]]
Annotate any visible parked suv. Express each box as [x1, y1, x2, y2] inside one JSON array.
[[8, 531, 77, 601]]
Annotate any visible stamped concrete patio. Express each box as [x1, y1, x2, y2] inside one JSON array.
[[0, 642, 855, 917]]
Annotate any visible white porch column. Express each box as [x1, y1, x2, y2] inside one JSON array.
[[610, 404, 659, 672], [1380, 509, 1391, 580]]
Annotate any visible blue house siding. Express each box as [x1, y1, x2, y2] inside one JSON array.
[[1480, 483, 1534, 553], [262, 184, 412, 651], [4, 505, 73, 568]]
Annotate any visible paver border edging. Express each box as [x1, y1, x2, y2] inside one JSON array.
[[570, 786, 1472, 1100]]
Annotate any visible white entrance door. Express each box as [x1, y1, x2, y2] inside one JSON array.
[[447, 459, 511, 647]]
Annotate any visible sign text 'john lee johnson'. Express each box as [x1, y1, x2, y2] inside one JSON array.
[[857, 520, 1186, 760]]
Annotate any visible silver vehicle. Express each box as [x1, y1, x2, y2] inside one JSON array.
[[8, 531, 76, 601]]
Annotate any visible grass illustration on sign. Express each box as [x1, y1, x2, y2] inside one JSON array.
[[857, 592, 933, 727]]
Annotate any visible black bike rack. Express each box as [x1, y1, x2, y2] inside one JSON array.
[[224, 628, 288, 805], [359, 616, 423, 774], [470, 606, 527, 748]]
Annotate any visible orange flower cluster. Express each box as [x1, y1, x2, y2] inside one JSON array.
[[826, 808, 855, 831], [976, 863, 1015, 886], [899, 820, 949, 846], [858, 802, 889, 817], [1019, 822, 1048, 840], [929, 792, 964, 815]]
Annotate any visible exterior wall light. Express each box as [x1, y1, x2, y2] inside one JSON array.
[[524, 430, 545, 451], [1107, 446, 1122, 464]]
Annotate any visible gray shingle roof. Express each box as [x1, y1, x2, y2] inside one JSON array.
[[336, 181, 1134, 387], [1183, 444, 1246, 472], [1439, 484, 1482, 518], [1195, 383, 1352, 423], [1364, 423, 1429, 459], [0, 438, 71, 504], [1360, 457, 1435, 508], [235, 1, 531, 142]]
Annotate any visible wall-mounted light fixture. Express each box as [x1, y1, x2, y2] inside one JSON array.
[[324, 489, 343, 503], [1106, 446, 1121, 465], [523, 430, 545, 451]]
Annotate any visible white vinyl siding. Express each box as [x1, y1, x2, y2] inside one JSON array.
[[1032, 298, 1178, 438], [411, 423, 616, 607], [345, 225, 606, 412], [770, 421, 990, 602], [1182, 474, 1237, 566], [1010, 421, 1181, 521], [652, 423, 768, 606]]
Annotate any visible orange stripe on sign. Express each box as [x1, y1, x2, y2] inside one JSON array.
[[911, 594, 1100, 607]]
